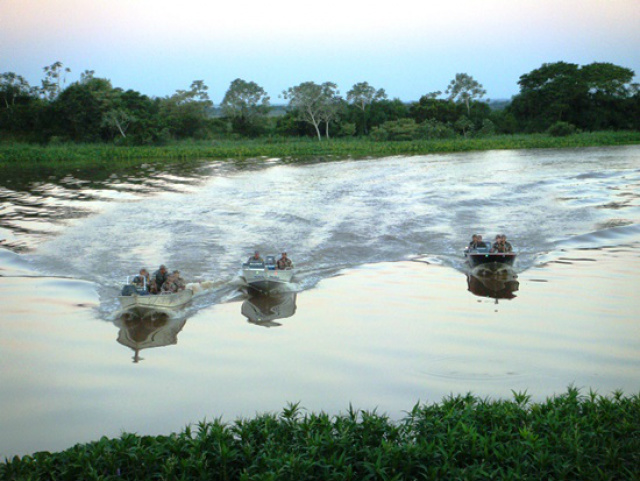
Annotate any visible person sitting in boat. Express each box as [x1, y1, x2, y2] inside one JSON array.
[[276, 252, 293, 270], [132, 268, 150, 291], [491, 235, 504, 253], [161, 273, 177, 293], [491, 235, 513, 253], [468, 235, 488, 250], [248, 251, 264, 263], [501, 234, 513, 253], [153, 265, 169, 291], [172, 270, 186, 291]]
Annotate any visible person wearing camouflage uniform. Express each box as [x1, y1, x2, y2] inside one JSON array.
[[153, 265, 169, 292], [276, 252, 293, 269]]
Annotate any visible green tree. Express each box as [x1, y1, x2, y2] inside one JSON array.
[[346, 82, 387, 134], [445, 73, 486, 116], [41, 61, 71, 101], [317, 82, 342, 139], [509, 61, 637, 131], [50, 77, 116, 141], [0, 72, 43, 138], [282, 81, 339, 141], [409, 96, 461, 124], [160, 80, 213, 139], [220, 78, 271, 136]]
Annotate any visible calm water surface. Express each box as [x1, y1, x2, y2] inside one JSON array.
[[1, 146, 639, 458]]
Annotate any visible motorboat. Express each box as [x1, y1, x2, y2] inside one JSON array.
[[464, 246, 516, 269], [241, 255, 295, 294], [118, 275, 193, 312]]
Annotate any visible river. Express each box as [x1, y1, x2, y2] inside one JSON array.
[[1, 146, 639, 458]]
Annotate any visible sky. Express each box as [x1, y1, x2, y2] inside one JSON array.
[[2, 0, 640, 103]]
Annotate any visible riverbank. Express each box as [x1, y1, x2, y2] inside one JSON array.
[[2, 131, 640, 167], [2, 388, 638, 480]]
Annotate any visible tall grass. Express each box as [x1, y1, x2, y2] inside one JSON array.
[[1, 131, 639, 167], [2, 388, 638, 480]]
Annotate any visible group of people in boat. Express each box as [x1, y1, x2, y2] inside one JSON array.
[[247, 251, 294, 270], [468, 234, 513, 253], [130, 252, 293, 296], [132, 264, 186, 294]]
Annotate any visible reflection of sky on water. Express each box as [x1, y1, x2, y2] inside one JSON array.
[[1, 147, 640, 458]]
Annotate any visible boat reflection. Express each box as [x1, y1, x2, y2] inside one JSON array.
[[467, 267, 519, 303], [241, 292, 297, 328], [114, 310, 187, 363]]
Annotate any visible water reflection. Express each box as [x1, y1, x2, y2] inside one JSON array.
[[114, 310, 188, 363], [241, 292, 297, 328], [466, 268, 520, 303]]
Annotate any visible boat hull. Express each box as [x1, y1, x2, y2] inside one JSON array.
[[118, 289, 193, 311], [242, 268, 294, 294], [466, 252, 516, 269]]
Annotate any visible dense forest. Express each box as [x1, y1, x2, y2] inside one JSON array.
[[1, 61, 638, 145]]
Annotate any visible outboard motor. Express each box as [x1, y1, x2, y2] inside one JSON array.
[[265, 255, 276, 270]]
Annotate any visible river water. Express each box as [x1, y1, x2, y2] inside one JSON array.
[[1, 146, 639, 458]]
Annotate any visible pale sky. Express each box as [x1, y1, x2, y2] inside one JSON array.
[[2, 0, 639, 102]]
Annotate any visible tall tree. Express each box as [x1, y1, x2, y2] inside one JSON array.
[[0, 72, 33, 109], [445, 73, 486, 116], [220, 78, 270, 136], [347, 82, 387, 134], [317, 82, 342, 139], [282, 81, 329, 141], [41, 61, 71, 101], [160, 80, 213, 139], [51, 77, 116, 141], [508, 61, 636, 131]]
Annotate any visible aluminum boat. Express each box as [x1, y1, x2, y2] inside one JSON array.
[[241, 255, 295, 294], [464, 246, 516, 269], [118, 275, 193, 311]]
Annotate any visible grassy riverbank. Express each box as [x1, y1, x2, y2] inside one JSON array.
[[2, 389, 638, 480], [1, 131, 640, 167]]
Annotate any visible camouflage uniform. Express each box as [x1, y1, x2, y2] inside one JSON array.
[[153, 268, 169, 291], [277, 257, 293, 269], [161, 276, 178, 293]]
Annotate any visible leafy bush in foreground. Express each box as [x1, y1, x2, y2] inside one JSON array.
[[2, 388, 639, 480]]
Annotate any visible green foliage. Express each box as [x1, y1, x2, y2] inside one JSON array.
[[221, 78, 271, 137], [509, 61, 638, 132], [346, 82, 387, 135], [3, 60, 638, 146], [2, 389, 638, 480], [370, 119, 420, 141], [416, 119, 455, 140], [445, 73, 487, 115], [1, 131, 640, 166], [547, 121, 578, 137]]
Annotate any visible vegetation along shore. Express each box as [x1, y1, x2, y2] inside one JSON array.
[[2, 132, 640, 167], [2, 389, 638, 480]]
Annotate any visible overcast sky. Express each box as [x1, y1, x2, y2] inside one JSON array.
[[2, 0, 639, 103]]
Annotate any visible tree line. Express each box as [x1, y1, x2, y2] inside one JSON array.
[[1, 61, 638, 144]]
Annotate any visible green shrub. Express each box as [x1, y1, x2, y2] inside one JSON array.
[[2, 389, 639, 480], [417, 119, 456, 139], [370, 119, 420, 141], [547, 121, 578, 137]]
